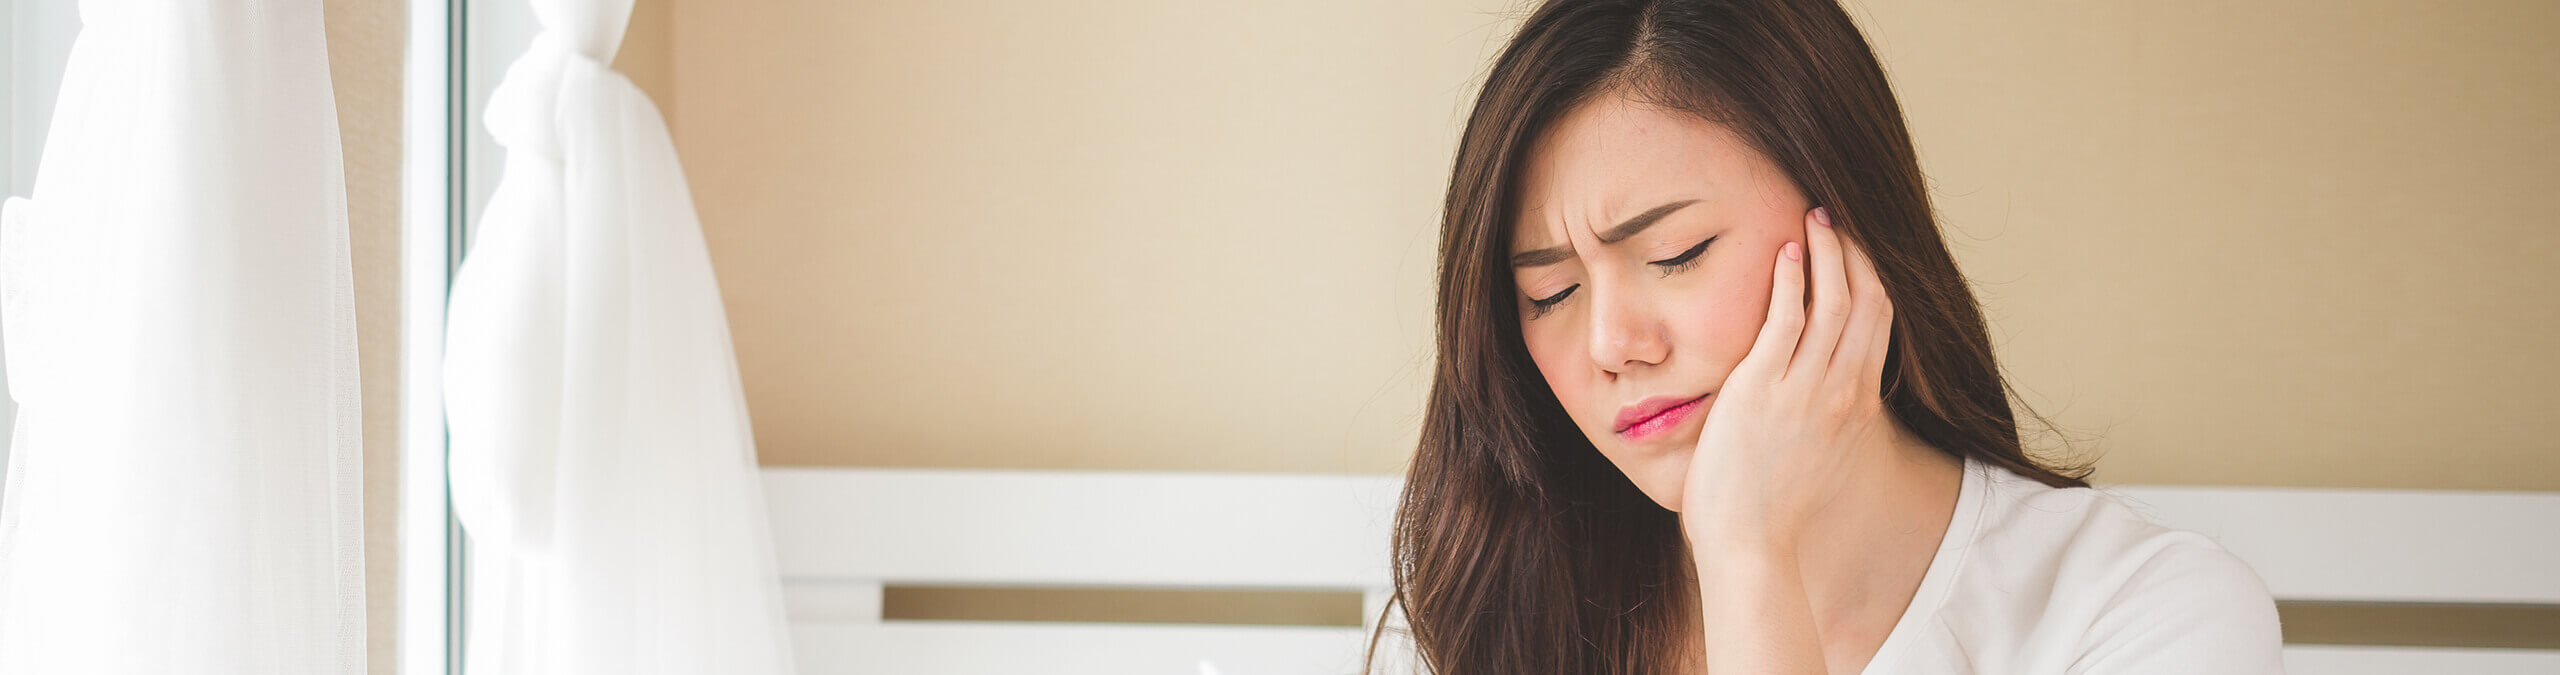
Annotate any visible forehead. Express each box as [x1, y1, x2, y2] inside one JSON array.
[[1511, 93, 1779, 244]]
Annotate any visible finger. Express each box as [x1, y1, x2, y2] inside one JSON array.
[[1828, 230, 1894, 398], [1735, 239, 1806, 384], [1791, 208, 1851, 381]]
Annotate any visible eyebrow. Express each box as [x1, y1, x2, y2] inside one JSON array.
[[1509, 199, 1701, 267]]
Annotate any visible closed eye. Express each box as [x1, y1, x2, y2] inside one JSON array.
[[1649, 236, 1715, 275], [1525, 284, 1578, 319]]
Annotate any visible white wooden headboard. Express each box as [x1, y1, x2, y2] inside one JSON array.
[[762, 468, 2560, 674]]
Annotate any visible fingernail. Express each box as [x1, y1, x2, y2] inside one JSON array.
[[1784, 241, 1801, 260], [1813, 207, 1833, 227]]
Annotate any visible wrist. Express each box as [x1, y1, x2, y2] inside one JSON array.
[[1689, 536, 1803, 604], [1681, 498, 1802, 554], [1685, 513, 1802, 564]]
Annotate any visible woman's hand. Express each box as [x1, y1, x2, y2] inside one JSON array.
[[1679, 207, 1900, 674], [1679, 206, 1899, 554]]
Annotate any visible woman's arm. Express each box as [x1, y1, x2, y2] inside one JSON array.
[[1693, 537, 1827, 673], [1681, 207, 1900, 673]]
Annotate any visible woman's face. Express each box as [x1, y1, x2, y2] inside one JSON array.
[[1510, 92, 1810, 511]]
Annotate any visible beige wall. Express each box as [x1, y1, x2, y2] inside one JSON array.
[[669, 0, 1467, 476], [655, 0, 2559, 492], [1862, 0, 2560, 491]]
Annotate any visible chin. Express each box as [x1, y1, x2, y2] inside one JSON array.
[[1611, 447, 1691, 512]]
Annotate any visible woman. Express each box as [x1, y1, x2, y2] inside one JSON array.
[[1377, 0, 2284, 672]]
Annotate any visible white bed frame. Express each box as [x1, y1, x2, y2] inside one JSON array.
[[763, 468, 2560, 674]]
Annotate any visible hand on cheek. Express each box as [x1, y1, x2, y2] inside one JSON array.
[[1678, 206, 1898, 555]]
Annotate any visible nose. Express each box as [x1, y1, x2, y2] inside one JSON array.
[[1584, 280, 1668, 376]]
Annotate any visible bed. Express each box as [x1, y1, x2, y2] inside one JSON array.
[[762, 468, 2560, 674]]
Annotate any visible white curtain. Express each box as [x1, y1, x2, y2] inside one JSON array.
[[0, 1, 365, 673], [442, 0, 797, 672]]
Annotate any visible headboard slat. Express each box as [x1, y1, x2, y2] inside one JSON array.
[[764, 468, 1400, 589], [2112, 486, 2560, 605]]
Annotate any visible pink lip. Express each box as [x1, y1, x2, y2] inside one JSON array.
[[1613, 394, 1709, 441]]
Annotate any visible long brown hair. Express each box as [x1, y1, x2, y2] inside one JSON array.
[[1373, 0, 2090, 672]]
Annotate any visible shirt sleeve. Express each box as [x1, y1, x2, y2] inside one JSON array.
[[2069, 533, 2287, 674]]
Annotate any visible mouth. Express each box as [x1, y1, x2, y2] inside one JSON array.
[[1612, 393, 1710, 441]]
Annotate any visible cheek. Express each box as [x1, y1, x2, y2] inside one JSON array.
[[1671, 269, 1775, 378], [1520, 321, 1595, 420]]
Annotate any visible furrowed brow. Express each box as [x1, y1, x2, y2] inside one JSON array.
[[1509, 199, 1700, 267]]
